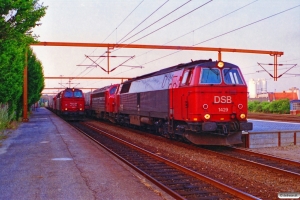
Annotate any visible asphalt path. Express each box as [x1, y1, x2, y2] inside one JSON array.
[[0, 108, 166, 200]]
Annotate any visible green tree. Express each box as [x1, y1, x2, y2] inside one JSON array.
[[0, 0, 47, 42], [0, 39, 24, 117], [27, 48, 45, 109], [0, 0, 47, 119]]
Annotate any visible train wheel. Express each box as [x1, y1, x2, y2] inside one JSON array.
[[161, 124, 170, 138]]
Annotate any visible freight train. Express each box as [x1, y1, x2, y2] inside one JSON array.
[[86, 59, 253, 145], [49, 88, 85, 120]]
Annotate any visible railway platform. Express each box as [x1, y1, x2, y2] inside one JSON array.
[[0, 108, 166, 200]]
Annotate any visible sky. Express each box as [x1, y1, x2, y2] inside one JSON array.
[[31, 0, 300, 94]]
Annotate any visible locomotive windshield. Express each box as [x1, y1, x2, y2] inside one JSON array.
[[200, 68, 221, 84], [64, 90, 73, 97], [223, 68, 244, 85], [109, 86, 118, 95], [64, 89, 83, 97], [74, 90, 83, 97]]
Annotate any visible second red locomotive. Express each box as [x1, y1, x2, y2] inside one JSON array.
[[85, 59, 253, 145], [85, 84, 118, 122]]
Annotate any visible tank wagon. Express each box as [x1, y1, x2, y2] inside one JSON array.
[[53, 88, 85, 120], [87, 59, 253, 145]]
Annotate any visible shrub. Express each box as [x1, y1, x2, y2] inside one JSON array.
[[275, 99, 290, 114], [248, 99, 290, 114], [0, 103, 15, 134], [248, 101, 260, 112], [261, 101, 270, 113]]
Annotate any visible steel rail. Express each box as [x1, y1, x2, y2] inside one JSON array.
[[70, 122, 185, 200], [201, 147, 300, 178], [230, 147, 300, 167], [83, 122, 259, 200]]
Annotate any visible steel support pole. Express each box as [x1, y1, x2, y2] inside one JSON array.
[[218, 51, 222, 61], [107, 47, 110, 74], [22, 48, 29, 122], [274, 54, 278, 81]]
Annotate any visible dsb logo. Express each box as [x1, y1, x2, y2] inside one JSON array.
[[214, 96, 232, 104]]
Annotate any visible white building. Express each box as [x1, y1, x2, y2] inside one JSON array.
[[248, 79, 268, 98]]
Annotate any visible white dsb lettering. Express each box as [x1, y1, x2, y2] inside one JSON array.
[[214, 96, 232, 103]]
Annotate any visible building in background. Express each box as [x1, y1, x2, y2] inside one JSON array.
[[248, 78, 268, 98], [248, 79, 299, 101], [267, 87, 299, 101]]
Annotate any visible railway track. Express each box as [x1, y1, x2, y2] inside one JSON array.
[[248, 112, 300, 123], [201, 146, 300, 179], [70, 121, 259, 200]]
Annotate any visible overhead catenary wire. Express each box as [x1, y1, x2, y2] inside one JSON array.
[[116, 0, 170, 46], [100, 0, 171, 74], [137, 0, 259, 58], [122, 0, 213, 47], [102, 0, 145, 43], [118, 0, 192, 45], [73, 0, 145, 78], [114, 0, 260, 77], [140, 4, 300, 66]]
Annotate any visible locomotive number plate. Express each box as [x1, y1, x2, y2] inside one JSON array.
[[218, 108, 228, 112]]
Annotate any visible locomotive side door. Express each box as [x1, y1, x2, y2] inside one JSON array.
[[168, 70, 182, 120], [107, 85, 118, 112], [180, 68, 194, 120]]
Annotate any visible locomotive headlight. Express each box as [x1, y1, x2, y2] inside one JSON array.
[[240, 113, 246, 119], [217, 61, 224, 68], [204, 114, 211, 120]]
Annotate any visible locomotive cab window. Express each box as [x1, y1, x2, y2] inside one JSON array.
[[120, 83, 131, 94], [74, 91, 83, 97], [64, 90, 73, 98], [223, 68, 244, 85], [109, 86, 118, 95], [199, 68, 221, 84], [181, 69, 193, 86]]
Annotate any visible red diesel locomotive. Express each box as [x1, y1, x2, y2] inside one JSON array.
[[52, 88, 85, 120], [86, 59, 253, 145], [85, 84, 119, 122]]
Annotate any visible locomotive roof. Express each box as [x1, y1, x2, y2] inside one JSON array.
[[92, 84, 118, 94], [64, 87, 82, 91], [124, 59, 216, 83], [54, 87, 83, 96], [92, 85, 111, 93], [124, 59, 241, 83]]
